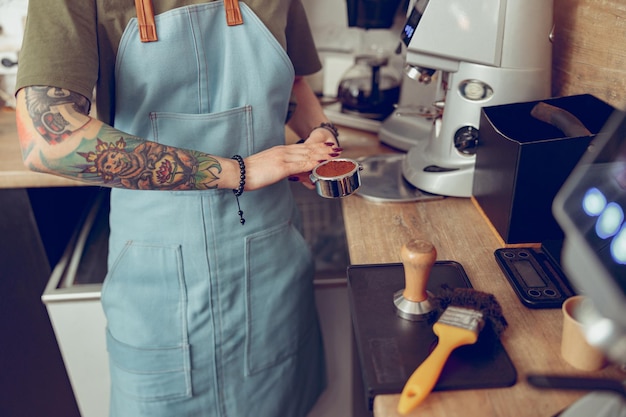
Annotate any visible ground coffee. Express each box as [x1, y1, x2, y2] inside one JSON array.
[[316, 160, 356, 177]]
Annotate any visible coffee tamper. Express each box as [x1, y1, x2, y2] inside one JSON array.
[[393, 239, 437, 321]]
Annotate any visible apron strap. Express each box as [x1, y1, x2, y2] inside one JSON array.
[[134, 0, 242, 42], [225, 0, 244, 26], [135, 0, 158, 42]]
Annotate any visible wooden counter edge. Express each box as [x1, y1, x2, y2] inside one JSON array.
[[0, 170, 88, 189]]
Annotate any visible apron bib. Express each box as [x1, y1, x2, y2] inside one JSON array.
[[100, 3, 325, 416]]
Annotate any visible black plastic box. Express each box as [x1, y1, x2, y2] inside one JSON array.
[[472, 94, 614, 245]]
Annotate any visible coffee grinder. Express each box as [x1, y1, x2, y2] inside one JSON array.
[[400, 0, 554, 197]]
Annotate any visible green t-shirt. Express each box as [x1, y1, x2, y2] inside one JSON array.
[[16, 0, 321, 124]]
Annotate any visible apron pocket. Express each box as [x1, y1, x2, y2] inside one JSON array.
[[102, 241, 188, 346], [101, 241, 191, 400], [245, 221, 316, 375], [150, 106, 253, 157], [106, 330, 191, 401]]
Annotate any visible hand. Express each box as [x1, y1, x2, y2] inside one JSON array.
[[285, 126, 343, 189], [243, 140, 341, 191]]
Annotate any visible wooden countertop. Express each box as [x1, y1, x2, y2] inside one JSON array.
[[0, 108, 85, 188], [336, 127, 625, 417]]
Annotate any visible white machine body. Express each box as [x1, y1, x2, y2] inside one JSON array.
[[401, 0, 554, 197]]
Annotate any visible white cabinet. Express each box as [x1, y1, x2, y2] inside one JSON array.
[[42, 192, 110, 417], [42, 296, 109, 417]]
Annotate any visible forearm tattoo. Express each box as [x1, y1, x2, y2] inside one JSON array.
[[25, 86, 90, 144], [24, 86, 222, 190], [77, 134, 222, 190]]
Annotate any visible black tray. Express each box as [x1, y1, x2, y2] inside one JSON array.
[[347, 262, 517, 410]]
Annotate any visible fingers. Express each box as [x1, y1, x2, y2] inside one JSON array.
[[286, 141, 344, 189], [322, 141, 344, 157], [288, 172, 316, 190], [286, 141, 342, 170], [303, 127, 340, 148]]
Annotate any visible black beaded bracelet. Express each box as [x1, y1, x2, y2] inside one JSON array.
[[231, 155, 246, 225]]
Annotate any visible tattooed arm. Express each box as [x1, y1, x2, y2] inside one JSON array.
[[15, 86, 336, 191]]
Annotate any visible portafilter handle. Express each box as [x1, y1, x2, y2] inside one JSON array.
[[394, 239, 437, 320]]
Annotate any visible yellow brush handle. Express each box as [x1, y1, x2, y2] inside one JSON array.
[[397, 323, 479, 415]]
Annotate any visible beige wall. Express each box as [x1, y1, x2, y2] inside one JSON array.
[[552, 0, 626, 109]]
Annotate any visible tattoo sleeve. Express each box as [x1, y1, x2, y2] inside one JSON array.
[[25, 86, 91, 144], [75, 127, 222, 190], [22, 86, 223, 191]]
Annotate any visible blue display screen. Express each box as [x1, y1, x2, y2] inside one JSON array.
[[562, 112, 626, 294], [401, 0, 430, 47]]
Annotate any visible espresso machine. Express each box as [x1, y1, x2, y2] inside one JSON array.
[[399, 0, 554, 197]]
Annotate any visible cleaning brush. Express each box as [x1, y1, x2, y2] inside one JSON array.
[[397, 286, 508, 415]]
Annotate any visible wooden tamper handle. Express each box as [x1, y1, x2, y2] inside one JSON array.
[[394, 239, 437, 320], [401, 240, 437, 302]]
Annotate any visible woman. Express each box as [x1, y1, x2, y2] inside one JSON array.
[[15, 1, 340, 416]]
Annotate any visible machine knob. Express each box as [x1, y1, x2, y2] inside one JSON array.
[[404, 64, 436, 84], [454, 126, 479, 155], [394, 239, 437, 320]]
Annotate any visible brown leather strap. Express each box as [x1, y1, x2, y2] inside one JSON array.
[[224, 0, 244, 26], [135, 0, 158, 42]]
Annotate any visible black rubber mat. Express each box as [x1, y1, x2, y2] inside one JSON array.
[[348, 262, 517, 410]]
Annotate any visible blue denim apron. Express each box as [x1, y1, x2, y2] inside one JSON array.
[[100, 3, 325, 416]]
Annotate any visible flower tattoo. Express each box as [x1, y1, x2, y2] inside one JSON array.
[[78, 137, 221, 190]]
